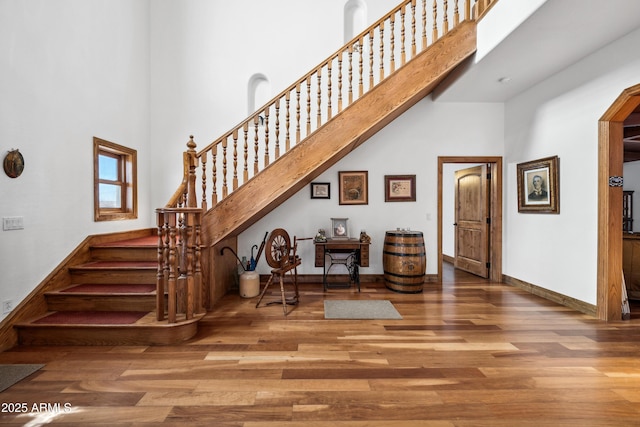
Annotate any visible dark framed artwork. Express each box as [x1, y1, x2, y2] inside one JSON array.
[[517, 156, 559, 213], [310, 182, 330, 199], [338, 171, 368, 205], [384, 174, 416, 202], [331, 217, 349, 239]]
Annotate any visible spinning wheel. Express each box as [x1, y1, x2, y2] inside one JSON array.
[[265, 228, 291, 268], [256, 228, 310, 315]]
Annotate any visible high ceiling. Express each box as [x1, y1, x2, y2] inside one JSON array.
[[434, 0, 640, 162], [434, 0, 640, 103]]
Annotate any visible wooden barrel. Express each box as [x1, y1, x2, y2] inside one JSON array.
[[383, 230, 426, 293]]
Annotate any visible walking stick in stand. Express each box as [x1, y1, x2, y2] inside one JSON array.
[[253, 232, 268, 269]]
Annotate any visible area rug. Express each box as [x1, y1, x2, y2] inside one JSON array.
[[324, 300, 402, 320], [0, 364, 44, 392]]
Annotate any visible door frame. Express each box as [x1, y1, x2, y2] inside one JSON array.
[[598, 83, 640, 320], [438, 156, 503, 282]]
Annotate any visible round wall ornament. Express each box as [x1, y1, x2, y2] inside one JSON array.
[[3, 149, 25, 178]]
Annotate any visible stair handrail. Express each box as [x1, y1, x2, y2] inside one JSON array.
[[169, 0, 500, 213], [158, 0, 498, 322]]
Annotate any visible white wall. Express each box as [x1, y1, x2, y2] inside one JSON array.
[[239, 99, 504, 276], [149, 0, 380, 209], [0, 0, 151, 321], [503, 26, 640, 305]]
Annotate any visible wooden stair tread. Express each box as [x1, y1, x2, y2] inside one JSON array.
[[57, 283, 156, 294], [92, 235, 157, 248], [71, 261, 156, 269], [23, 310, 151, 326]]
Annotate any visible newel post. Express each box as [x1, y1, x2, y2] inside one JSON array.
[[186, 135, 198, 208]]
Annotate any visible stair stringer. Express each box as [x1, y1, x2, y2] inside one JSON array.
[[202, 21, 477, 249]]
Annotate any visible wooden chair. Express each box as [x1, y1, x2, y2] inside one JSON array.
[[255, 228, 309, 315]]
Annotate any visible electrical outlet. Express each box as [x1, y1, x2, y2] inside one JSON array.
[[3, 217, 24, 231], [2, 300, 13, 314]]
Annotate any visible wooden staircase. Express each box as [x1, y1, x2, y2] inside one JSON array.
[[14, 234, 202, 346]]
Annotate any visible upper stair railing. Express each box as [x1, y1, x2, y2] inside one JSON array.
[[157, 0, 497, 323]]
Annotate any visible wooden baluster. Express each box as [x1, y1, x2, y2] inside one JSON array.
[[348, 44, 354, 104], [263, 109, 270, 167], [316, 69, 322, 128], [200, 151, 207, 212], [421, 0, 427, 49], [327, 60, 333, 120], [285, 92, 291, 151], [306, 76, 311, 136], [338, 51, 343, 112], [358, 37, 364, 97], [222, 138, 228, 198], [275, 99, 280, 158], [411, 0, 417, 57], [443, 0, 449, 34], [232, 130, 238, 190], [295, 83, 301, 143], [400, 5, 407, 66], [368, 30, 374, 89], [185, 212, 194, 319], [390, 14, 396, 73], [177, 216, 186, 316], [193, 211, 202, 313], [156, 213, 167, 321], [379, 22, 385, 81], [167, 214, 177, 323], [433, 0, 438, 42], [454, 0, 460, 26], [243, 123, 249, 182], [211, 144, 218, 205], [465, 0, 471, 21], [253, 116, 260, 174]]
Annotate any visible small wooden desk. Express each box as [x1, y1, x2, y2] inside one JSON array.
[[314, 239, 370, 291]]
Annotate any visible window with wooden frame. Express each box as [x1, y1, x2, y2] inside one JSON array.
[[93, 137, 137, 221]]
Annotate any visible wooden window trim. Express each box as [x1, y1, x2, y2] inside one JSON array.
[[93, 137, 138, 221]]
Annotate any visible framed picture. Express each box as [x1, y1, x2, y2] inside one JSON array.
[[310, 182, 330, 199], [338, 171, 368, 205], [385, 174, 416, 202], [517, 156, 559, 213], [331, 218, 349, 239]]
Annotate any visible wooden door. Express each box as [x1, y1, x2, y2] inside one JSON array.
[[454, 164, 490, 278]]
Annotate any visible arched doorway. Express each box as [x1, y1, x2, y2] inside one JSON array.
[[598, 83, 640, 320]]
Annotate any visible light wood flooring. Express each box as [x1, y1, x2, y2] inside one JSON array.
[[1, 265, 640, 426]]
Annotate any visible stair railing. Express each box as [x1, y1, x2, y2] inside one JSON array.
[[156, 137, 204, 323], [158, 0, 498, 322]]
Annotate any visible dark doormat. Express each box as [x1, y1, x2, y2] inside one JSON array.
[[0, 364, 44, 392]]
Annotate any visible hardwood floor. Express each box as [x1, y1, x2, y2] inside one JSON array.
[[1, 265, 640, 426]]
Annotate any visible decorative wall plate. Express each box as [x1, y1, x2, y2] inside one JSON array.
[[3, 149, 24, 178]]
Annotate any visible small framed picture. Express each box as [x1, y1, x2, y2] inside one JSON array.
[[517, 156, 559, 213], [331, 218, 349, 239], [384, 175, 416, 202], [338, 171, 368, 205], [310, 182, 330, 199]]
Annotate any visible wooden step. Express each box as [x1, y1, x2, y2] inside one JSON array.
[[90, 235, 157, 262], [15, 311, 203, 346], [45, 283, 158, 312], [69, 261, 157, 285]]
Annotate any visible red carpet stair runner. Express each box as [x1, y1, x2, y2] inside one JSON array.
[[15, 235, 200, 346]]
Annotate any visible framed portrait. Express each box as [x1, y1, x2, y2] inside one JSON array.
[[517, 156, 559, 213], [331, 218, 349, 239], [338, 171, 368, 205], [385, 175, 416, 202], [310, 182, 330, 199]]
